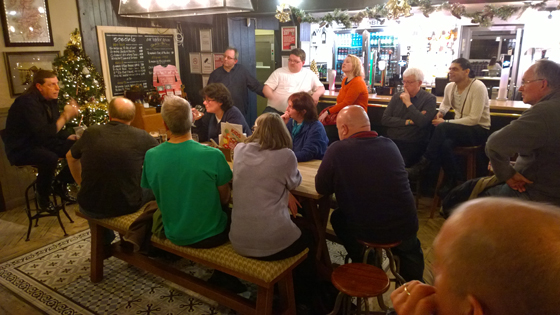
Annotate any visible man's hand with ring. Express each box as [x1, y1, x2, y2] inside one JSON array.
[[391, 281, 437, 315]]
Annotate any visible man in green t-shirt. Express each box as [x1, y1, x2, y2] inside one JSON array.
[[141, 95, 232, 247]]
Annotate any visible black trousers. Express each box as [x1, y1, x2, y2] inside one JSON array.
[[424, 123, 489, 180], [392, 139, 428, 168], [11, 140, 75, 200]]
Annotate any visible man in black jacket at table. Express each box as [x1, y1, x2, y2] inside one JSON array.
[[3, 70, 80, 212]]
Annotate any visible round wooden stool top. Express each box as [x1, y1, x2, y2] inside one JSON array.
[[453, 145, 483, 156], [331, 263, 390, 298], [358, 240, 402, 249]]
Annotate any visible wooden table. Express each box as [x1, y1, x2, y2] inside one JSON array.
[[229, 159, 334, 278], [293, 160, 333, 278]]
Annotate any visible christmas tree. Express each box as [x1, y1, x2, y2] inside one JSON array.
[[53, 29, 108, 127]]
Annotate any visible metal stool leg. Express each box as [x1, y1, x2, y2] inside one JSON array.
[[24, 180, 36, 241], [376, 293, 388, 311], [55, 211, 68, 236], [61, 203, 74, 223], [386, 249, 406, 286], [327, 292, 345, 315]]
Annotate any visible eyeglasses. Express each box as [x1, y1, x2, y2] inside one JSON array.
[[224, 56, 235, 60], [204, 98, 216, 103], [288, 59, 302, 64], [402, 80, 418, 85], [521, 79, 544, 86]]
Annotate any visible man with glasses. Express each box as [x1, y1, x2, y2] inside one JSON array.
[[208, 47, 263, 123], [407, 58, 490, 197], [382, 68, 437, 167], [480, 59, 560, 206], [3, 70, 80, 213], [263, 48, 325, 114]]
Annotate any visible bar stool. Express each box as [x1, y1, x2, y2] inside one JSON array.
[[21, 166, 74, 241], [359, 240, 406, 288], [430, 145, 483, 218], [328, 263, 390, 315]]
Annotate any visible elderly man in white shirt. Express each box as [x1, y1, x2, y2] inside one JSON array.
[[262, 48, 325, 115]]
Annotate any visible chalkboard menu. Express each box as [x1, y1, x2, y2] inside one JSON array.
[[104, 33, 176, 96]]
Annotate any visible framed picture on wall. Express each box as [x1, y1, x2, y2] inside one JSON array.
[[201, 53, 213, 74], [200, 29, 212, 52], [281, 26, 297, 51], [0, 0, 54, 46], [189, 52, 201, 74], [4, 51, 59, 96], [213, 53, 224, 69]]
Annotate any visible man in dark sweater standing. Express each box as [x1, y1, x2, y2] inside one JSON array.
[[382, 68, 437, 167], [3, 70, 80, 212], [208, 47, 264, 124], [316, 105, 424, 281]]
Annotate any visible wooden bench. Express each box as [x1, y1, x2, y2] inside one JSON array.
[[76, 209, 308, 315]]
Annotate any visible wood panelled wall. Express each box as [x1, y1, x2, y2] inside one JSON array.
[[76, 0, 228, 106]]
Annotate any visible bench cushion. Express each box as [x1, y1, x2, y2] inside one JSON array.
[[93, 210, 308, 283], [152, 237, 307, 283]]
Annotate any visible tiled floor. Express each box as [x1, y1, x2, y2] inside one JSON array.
[[0, 197, 444, 314]]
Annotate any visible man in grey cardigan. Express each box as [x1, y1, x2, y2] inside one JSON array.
[[481, 59, 560, 206]]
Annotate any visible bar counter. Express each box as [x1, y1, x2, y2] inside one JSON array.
[[320, 91, 531, 113], [318, 91, 527, 135]]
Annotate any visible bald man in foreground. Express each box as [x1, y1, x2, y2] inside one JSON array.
[[316, 105, 424, 281], [391, 197, 560, 315], [67, 97, 158, 243]]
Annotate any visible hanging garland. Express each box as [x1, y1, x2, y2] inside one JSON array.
[[277, 0, 553, 28]]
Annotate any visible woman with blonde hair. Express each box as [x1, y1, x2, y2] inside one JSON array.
[[319, 54, 369, 123], [230, 112, 322, 308], [230, 112, 307, 260]]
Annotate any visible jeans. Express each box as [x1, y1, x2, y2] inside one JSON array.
[[392, 139, 428, 168], [424, 123, 489, 181], [479, 183, 531, 200], [330, 208, 425, 282]]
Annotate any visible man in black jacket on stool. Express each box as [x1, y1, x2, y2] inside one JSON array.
[[3, 70, 80, 212]]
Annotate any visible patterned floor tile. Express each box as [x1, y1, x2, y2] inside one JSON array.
[[58, 276, 126, 313], [2, 229, 356, 315]]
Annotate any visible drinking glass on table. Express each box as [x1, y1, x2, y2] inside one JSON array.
[[149, 131, 160, 143], [192, 133, 199, 142], [159, 128, 167, 142], [74, 125, 87, 139]]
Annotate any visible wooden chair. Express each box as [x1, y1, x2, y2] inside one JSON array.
[[430, 145, 484, 218], [130, 102, 157, 130], [328, 263, 390, 314]]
